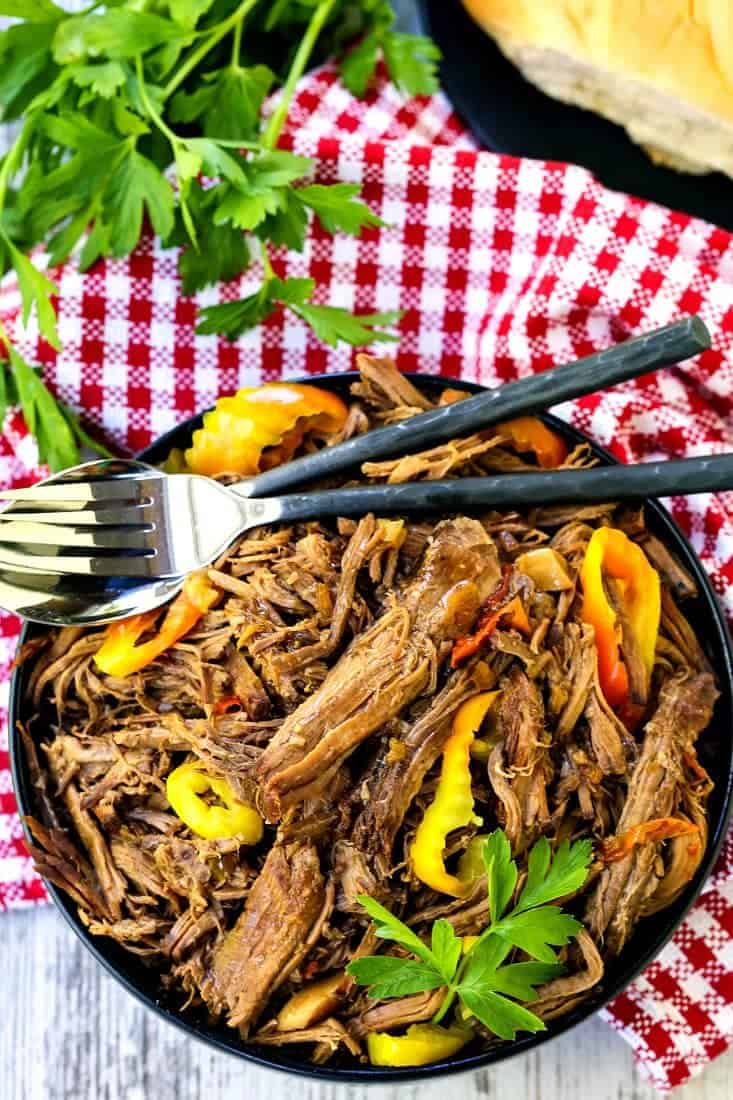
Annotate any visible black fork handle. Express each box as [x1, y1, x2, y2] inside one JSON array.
[[262, 452, 733, 525], [240, 317, 710, 499]]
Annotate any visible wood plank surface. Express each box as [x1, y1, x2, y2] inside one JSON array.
[[2, 904, 732, 1100]]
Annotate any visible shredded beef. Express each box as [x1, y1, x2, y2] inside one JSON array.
[[586, 671, 717, 953], [255, 517, 501, 820], [17, 353, 718, 1067], [206, 842, 325, 1034]]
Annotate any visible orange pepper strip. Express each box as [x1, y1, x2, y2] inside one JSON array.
[[184, 383, 348, 476], [94, 573, 218, 678], [213, 695, 243, 716], [452, 591, 530, 668], [579, 528, 660, 710], [497, 416, 568, 468], [601, 818, 699, 863]]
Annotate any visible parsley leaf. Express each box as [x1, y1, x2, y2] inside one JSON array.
[[197, 274, 401, 348], [1, 342, 108, 471], [382, 32, 441, 96], [52, 11, 184, 65], [254, 190, 309, 251], [0, 20, 58, 121], [483, 828, 518, 923], [457, 989, 546, 1042], [214, 188, 280, 232], [170, 64, 274, 141], [347, 956, 445, 1000], [492, 907, 583, 965], [195, 284, 276, 340], [179, 224, 250, 296], [103, 146, 175, 255], [477, 961, 565, 1003], [174, 184, 251, 294], [353, 894, 439, 970], [298, 183, 385, 236], [3, 240, 60, 349], [339, 33, 381, 98], [289, 303, 402, 347], [212, 152, 311, 233], [348, 832, 592, 1044], [195, 275, 315, 340], [431, 918, 463, 980], [339, 1, 440, 98], [516, 836, 594, 912], [6, 344, 75, 469], [70, 61, 127, 100], [0, 1, 64, 21], [167, 0, 217, 31]]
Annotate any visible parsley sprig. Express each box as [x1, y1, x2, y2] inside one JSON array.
[[0, 325, 112, 469], [347, 831, 593, 1040], [0, 0, 439, 467]]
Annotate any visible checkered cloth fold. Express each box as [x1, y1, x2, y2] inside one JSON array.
[[2, 61, 733, 1091]]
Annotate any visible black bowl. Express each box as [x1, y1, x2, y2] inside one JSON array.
[[10, 372, 733, 1082]]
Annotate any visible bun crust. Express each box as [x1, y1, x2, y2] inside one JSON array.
[[462, 1, 733, 177]]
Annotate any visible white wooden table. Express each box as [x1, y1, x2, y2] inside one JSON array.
[[2, 903, 733, 1100], [1, 2, 732, 1096]]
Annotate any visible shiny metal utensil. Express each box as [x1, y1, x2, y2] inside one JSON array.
[[3, 452, 733, 581], [229, 316, 712, 500], [0, 461, 185, 625], [0, 316, 715, 618], [0, 567, 185, 626]]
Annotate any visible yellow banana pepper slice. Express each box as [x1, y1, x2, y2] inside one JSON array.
[[166, 762, 263, 842], [580, 527, 660, 713], [410, 692, 499, 897], [367, 1023, 472, 1066]]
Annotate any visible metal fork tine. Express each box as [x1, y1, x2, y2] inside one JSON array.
[[0, 505, 152, 525], [0, 544, 157, 577], [0, 478, 153, 505], [0, 521, 154, 550]]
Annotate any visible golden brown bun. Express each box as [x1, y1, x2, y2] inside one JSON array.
[[462, 1, 733, 178]]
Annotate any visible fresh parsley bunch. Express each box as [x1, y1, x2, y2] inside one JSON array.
[[348, 831, 593, 1040], [0, 0, 439, 468]]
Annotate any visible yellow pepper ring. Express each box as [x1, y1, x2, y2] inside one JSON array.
[[184, 383, 348, 477], [166, 762, 263, 843]]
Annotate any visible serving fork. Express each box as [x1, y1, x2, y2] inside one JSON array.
[[1, 451, 732, 581], [0, 316, 723, 598]]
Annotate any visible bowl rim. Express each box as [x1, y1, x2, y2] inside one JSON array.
[[9, 370, 733, 1083]]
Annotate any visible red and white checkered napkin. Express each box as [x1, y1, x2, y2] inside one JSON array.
[[2, 61, 733, 1089]]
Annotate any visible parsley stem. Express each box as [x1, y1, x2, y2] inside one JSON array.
[[0, 121, 32, 219], [135, 58, 198, 247], [432, 947, 475, 1025], [135, 57, 179, 148], [231, 17, 243, 68], [432, 986, 458, 1025], [260, 241, 275, 281], [262, 0, 337, 150], [163, 0, 261, 100]]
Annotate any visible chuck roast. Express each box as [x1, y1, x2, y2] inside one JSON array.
[[586, 670, 718, 954], [255, 517, 501, 821], [206, 842, 325, 1034]]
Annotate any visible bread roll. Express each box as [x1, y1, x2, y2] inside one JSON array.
[[462, 1, 733, 178]]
